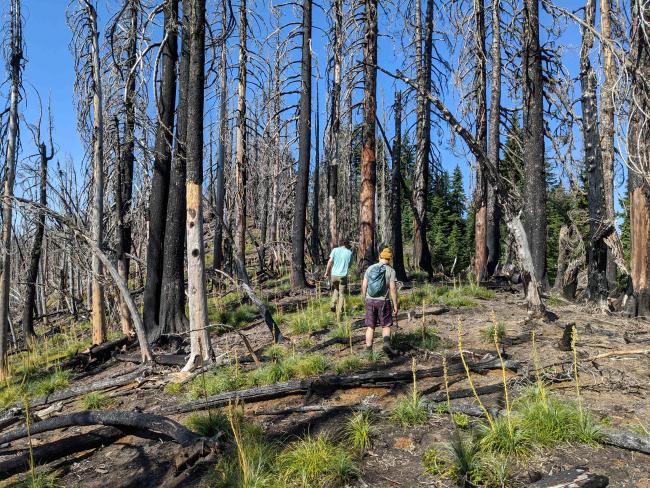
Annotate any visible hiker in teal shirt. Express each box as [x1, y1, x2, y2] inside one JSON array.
[[324, 239, 353, 322]]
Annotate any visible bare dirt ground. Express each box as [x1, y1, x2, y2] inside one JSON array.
[[1, 283, 649, 487]]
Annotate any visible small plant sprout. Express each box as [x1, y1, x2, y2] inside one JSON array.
[[390, 358, 429, 426], [346, 410, 374, 453]]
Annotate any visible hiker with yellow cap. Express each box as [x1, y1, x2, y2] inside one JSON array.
[[361, 248, 399, 358]]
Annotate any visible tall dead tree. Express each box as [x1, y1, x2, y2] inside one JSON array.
[[522, 0, 547, 285], [486, 0, 501, 276], [359, 0, 378, 269], [473, 0, 489, 280], [213, 0, 228, 271], [625, 0, 650, 318], [327, 0, 343, 249], [234, 0, 247, 267], [580, 0, 608, 301], [144, 0, 178, 335], [413, 0, 434, 279], [391, 91, 407, 281], [85, 0, 108, 345], [22, 106, 54, 344], [310, 81, 321, 265], [599, 0, 617, 288], [0, 0, 23, 374], [158, 4, 190, 340], [291, 0, 312, 288], [183, 0, 212, 370], [114, 0, 138, 336]]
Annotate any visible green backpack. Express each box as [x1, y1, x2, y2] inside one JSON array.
[[367, 265, 386, 298]]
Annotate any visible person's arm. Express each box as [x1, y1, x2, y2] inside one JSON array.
[[324, 257, 333, 278], [361, 277, 368, 297], [389, 280, 398, 315]]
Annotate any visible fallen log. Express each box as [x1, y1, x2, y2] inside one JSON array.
[[116, 353, 188, 366], [0, 410, 209, 447], [160, 357, 518, 415], [49, 336, 132, 372], [0, 366, 152, 421], [528, 467, 608, 487], [0, 426, 124, 478]]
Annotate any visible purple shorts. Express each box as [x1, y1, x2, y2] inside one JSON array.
[[365, 298, 393, 328]]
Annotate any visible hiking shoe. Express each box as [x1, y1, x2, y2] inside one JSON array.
[[382, 342, 399, 359]]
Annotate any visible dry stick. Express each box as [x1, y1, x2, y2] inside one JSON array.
[[584, 349, 650, 361]]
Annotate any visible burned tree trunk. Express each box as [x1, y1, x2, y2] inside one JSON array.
[[183, 0, 212, 371], [88, 1, 107, 345], [157, 5, 190, 341], [234, 0, 247, 267], [358, 0, 378, 270], [0, 0, 22, 371], [522, 0, 547, 285], [291, 0, 312, 289], [116, 0, 138, 336], [144, 0, 178, 338], [391, 91, 407, 281], [22, 139, 52, 344], [412, 0, 433, 279], [327, 0, 343, 249], [625, 0, 650, 318], [473, 0, 489, 281], [310, 81, 321, 266], [580, 0, 608, 302], [213, 0, 228, 272], [486, 0, 502, 276]]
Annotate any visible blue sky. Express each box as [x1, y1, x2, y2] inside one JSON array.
[[10, 0, 622, 209]]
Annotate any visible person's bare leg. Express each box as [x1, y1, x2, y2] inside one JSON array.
[[381, 326, 391, 340], [365, 326, 374, 348]]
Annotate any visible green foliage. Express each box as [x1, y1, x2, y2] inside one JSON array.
[[80, 391, 112, 410], [263, 343, 289, 360], [276, 435, 359, 488], [479, 322, 506, 343], [164, 382, 183, 395], [422, 446, 455, 477], [187, 365, 246, 399], [185, 412, 230, 438], [452, 412, 470, 429], [211, 303, 259, 329], [8, 471, 63, 488], [449, 432, 483, 487], [287, 305, 333, 335], [477, 415, 533, 457], [334, 355, 364, 374], [390, 393, 429, 426], [345, 410, 374, 453], [390, 327, 441, 351]]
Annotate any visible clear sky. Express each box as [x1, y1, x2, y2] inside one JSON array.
[[9, 0, 622, 211]]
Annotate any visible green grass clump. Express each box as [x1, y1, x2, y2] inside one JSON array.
[[327, 322, 351, 341], [477, 415, 533, 457], [28, 370, 71, 398], [80, 391, 112, 410], [345, 410, 374, 453], [248, 353, 332, 387], [334, 355, 364, 374], [390, 394, 429, 427], [449, 432, 483, 487], [8, 471, 63, 488], [212, 303, 259, 329], [164, 382, 183, 395], [391, 327, 441, 351], [480, 321, 506, 342], [294, 354, 331, 378], [422, 445, 455, 477], [452, 411, 470, 429], [276, 435, 359, 488], [263, 343, 289, 360], [185, 412, 230, 437], [515, 385, 604, 446], [187, 365, 246, 399]]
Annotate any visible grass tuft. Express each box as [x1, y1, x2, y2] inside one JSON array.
[[80, 391, 112, 410], [479, 321, 506, 343], [185, 412, 230, 438], [276, 435, 359, 488], [345, 410, 374, 453]]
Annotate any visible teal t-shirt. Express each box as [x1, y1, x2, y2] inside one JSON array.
[[330, 246, 353, 277]]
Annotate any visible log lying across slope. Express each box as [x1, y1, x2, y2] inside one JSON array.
[[160, 357, 518, 415]]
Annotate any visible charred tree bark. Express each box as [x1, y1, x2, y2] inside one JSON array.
[[1, 1, 23, 365], [486, 0, 502, 276], [183, 0, 212, 371], [413, 0, 433, 279], [310, 81, 321, 265], [359, 0, 378, 270], [291, 0, 312, 288], [327, 0, 342, 249], [234, 0, 247, 267], [473, 0, 489, 281], [116, 0, 138, 336], [157, 5, 190, 342], [391, 91, 407, 281], [213, 0, 228, 271], [22, 140, 52, 344], [88, 1, 107, 345], [144, 0, 178, 338], [522, 0, 547, 285], [600, 0, 617, 289], [626, 0, 650, 318], [580, 0, 608, 302]]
